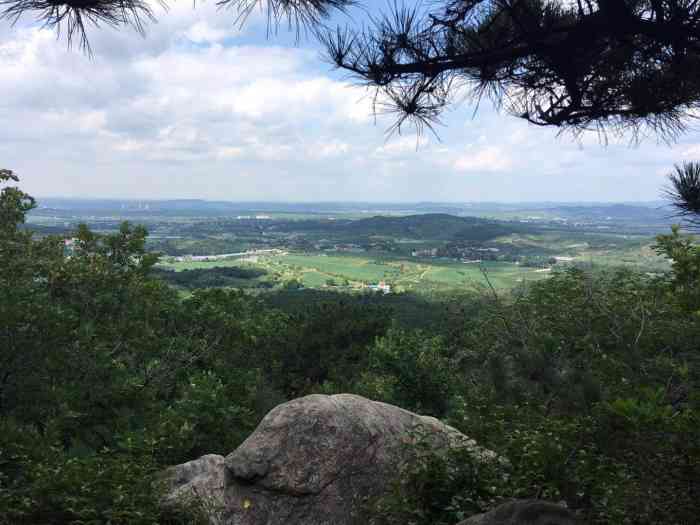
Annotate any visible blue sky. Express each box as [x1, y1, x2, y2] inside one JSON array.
[[1, 1, 699, 202]]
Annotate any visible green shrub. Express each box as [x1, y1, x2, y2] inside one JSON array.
[[368, 427, 509, 525]]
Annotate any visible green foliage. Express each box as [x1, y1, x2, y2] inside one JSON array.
[[340, 214, 527, 242], [0, 175, 269, 522], [655, 225, 700, 311], [369, 429, 508, 525], [0, 169, 35, 234], [355, 329, 459, 417], [2, 175, 699, 525], [153, 266, 267, 290], [0, 418, 207, 525], [366, 265, 699, 524], [264, 299, 390, 397], [283, 278, 303, 290], [1, 449, 164, 524]]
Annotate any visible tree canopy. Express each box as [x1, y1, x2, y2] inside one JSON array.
[[2, 0, 700, 139], [2, 171, 699, 523]]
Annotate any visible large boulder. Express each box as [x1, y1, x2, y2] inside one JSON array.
[[459, 499, 576, 525], [164, 393, 497, 525]]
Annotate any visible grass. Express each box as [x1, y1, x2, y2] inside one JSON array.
[[157, 241, 666, 294], [300, 270, 331, 288], [157, 254, 546, 293], [278, 254, 399, 283], [259, 253, 545, 292], [411, 260, 544, 291]]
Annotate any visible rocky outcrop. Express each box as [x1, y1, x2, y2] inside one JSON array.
[[162, 454, 227, 513], [164, 393, 497, 525], [459, 499, 576, 525]]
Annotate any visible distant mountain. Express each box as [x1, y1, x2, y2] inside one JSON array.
[[30, 198, 677, 236], [33, 198, 673, 219], [339, 213, 525, 241], [34, 198, 240, 216]]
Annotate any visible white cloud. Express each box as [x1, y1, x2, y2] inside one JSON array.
[[374, 135, 429, 156], [0, 20, 378, 169], [185, 21, 231, 44], [307, 140, 351, 159], [2, 6, 700, 202], [454, 146, 513, 172]]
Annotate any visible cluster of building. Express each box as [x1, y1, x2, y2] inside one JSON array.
[[366, 281, 392, 294], [412, 244, 502, 261], [311, 241, 367, 253], [411, 248, 438, 257]]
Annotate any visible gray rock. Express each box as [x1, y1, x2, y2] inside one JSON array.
[[164, 393, 496, 525], [460, 499, 576, 525], [162, 454, 228, 520]]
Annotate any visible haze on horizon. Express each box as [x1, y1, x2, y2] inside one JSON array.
[[2, 2, 699, 203], [35, 196, 669, 206]]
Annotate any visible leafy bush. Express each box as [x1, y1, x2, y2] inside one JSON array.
[[364, 266, 699, 524], [368, 428, 509, 525], [0, 426, 204, 525], [355, 329, 460, 417]]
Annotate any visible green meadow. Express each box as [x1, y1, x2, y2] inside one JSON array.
[[158, 252, 544, 292]]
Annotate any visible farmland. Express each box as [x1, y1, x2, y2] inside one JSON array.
[[162, 253, 551, 293], [40, 198, 676, 295]]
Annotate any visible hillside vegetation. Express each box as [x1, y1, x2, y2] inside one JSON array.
[[2, 178, 699, 524], [338, 214, 522, 241]]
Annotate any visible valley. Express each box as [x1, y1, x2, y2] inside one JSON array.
[[32, 198, 673, 295]]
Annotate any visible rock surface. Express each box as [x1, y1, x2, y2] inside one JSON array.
[[459, 499, 576, 525], [162, 454, 227, 512], [164, 393, 495, 525]]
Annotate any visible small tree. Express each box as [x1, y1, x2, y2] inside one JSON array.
[[0, 169, 35, 235], [655, 161, 700, 311]]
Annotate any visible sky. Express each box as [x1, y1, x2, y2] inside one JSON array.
[[1, 1, 700, 202]]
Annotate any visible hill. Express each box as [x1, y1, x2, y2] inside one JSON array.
[[339, 213, 528, 241]]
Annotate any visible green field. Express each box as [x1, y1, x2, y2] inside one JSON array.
[[263, 253, 545, 292], [278, 254, 400, 282], [420, 261, 535, 288], [158, 252, 546, 293], [298, 270, 330, 288], [157, 233, 669, 295]]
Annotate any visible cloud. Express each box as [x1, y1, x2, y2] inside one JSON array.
[[374, 135, 429, 156], [2, 7, 700, 202], [454, 146, 513, 172], [0, 20, 375, 167], [307, 140, 351, 159], [185, 21, 231, 44]]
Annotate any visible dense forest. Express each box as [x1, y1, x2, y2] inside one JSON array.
[[4, 0, 700, 520], [2, 171, 699, 524]]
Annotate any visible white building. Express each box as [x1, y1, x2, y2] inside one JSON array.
[[368, 281, 392, 294]]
